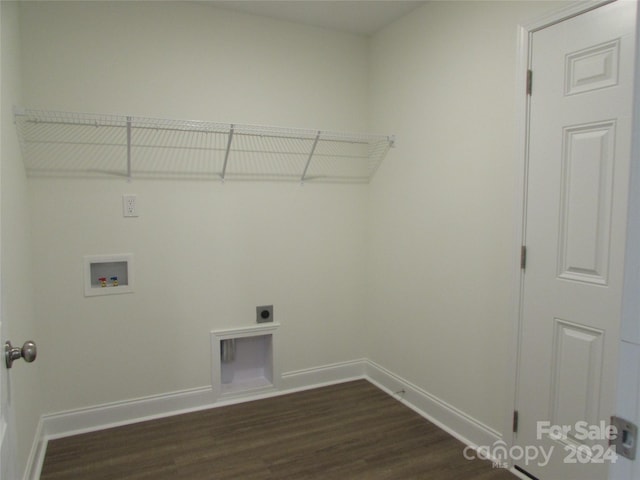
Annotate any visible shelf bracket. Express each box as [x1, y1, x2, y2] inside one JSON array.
[[221, 124, 235, 182], [126, 116, 132, 181], [13, 105, 26, 124], [300, 130, 321, 183]]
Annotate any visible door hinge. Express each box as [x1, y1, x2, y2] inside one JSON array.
[[513, 410, 519, 433], [526, 69, 533, 96], [520, 246, 527, 269]]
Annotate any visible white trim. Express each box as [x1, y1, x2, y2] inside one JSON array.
[[41, 386, 216, 441], [210, 323, 281, 338], [29, 360, 367, 479], [30, 386, 215, 480], [505, 16, 532, 452], [522, 0, 615, 33], [280, 358, 366, 390], [23, 419, 45, 480], [210, 323, 281, 400], [364, 360, 501, 450], [28, 358, 503, 479]]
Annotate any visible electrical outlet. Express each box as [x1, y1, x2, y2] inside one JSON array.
[[123, 194, 138, 217], [256, 305, 273, 323]]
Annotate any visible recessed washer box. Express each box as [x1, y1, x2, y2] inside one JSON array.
[[211, 323, 280, 399], [84, 254, 134, 297]]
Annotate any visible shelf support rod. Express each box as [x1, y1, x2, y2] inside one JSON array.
[[300, 131, 321, 183], [221, 124, 235, 181], [126, 116, 132, 181]]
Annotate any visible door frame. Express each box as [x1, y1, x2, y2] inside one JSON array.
[[506, 1, 637, 478]]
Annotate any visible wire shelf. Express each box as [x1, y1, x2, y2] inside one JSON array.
[[14, 108, 394, 183]]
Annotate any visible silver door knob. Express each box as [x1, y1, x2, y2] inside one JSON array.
[[5, 340, 37, 368]]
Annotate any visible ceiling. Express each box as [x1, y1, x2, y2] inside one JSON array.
[[206, 1, 427, 36]]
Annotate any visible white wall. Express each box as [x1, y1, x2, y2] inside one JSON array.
[[16, 0, 572, 455], [367, 0, 564, 434], [21, 1, 370, 414], [19, 1, 368, 130], [1, 1, 42, 475]]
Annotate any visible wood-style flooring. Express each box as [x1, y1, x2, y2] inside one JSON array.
[[40, 380, 515, 479]]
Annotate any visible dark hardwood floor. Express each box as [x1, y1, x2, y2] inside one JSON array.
[[40, 380, 515, 479]]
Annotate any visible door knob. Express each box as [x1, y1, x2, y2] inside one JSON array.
[[5, 340, 37, 368]]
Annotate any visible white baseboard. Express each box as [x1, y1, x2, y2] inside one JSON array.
[[23, 419, 45, 480], [27, 358, 503, 480], [280, 358, 367, 390], [28, 386, 217, 480], [27, 359, 368, 480], [41, 386, 217, 441], [364, 359, 502, 450]]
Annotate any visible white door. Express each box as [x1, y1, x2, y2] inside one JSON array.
[[0, 54, 16, 480], [0, 323, 13, 480], [0, 193, 15, 478], [515, 1, 637, 479], [0, 145, 15, 480]]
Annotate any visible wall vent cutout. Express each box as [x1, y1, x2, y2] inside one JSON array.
[[211, 323, 280, 399]]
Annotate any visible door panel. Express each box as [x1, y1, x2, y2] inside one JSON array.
[[550, 318, 604, 444], [565, 39, 620, 96], [557, 120, 615, 285], [516, 1, 636, 479]]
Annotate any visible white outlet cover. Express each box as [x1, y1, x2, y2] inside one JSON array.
[[123, 194, 138, 217]]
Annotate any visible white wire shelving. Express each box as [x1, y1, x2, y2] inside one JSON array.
[[14, 108, 394, 184]]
